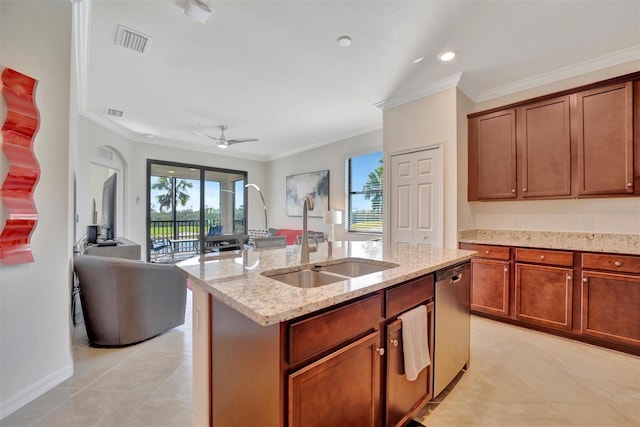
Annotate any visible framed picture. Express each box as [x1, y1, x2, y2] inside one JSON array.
[[286, 170, 329, 217]]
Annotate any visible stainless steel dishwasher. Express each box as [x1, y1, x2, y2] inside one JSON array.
[[433, 261, 471, 397]]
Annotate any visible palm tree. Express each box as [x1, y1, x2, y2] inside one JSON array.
[[363, 159, 383, 212], [152, 177, 193, 212]]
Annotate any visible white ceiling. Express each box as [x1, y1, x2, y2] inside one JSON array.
[[78, 0, 640, 161]]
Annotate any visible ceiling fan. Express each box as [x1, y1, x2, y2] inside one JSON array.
[[193, 125, 259, 149]]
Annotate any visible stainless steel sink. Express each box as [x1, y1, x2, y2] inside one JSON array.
[[262, 258, 399, 288], [321, 259, 398, 277], [264, 269, 347, 288]]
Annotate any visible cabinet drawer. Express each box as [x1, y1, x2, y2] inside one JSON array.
[[288, 293, 382, 365], [515, 248, 573, 267], [460, 243, 510, 260], [582, 253, 640, 274], [385, 275, 434, 318]]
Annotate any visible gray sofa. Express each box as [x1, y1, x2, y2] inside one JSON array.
[[73, 255, 187, 346]]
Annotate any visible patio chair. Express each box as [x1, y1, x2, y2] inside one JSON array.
[[150, 237, 172, 261], [207, 225, 223, 236]]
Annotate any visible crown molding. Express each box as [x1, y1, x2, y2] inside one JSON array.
[[474, 46, 640, 103], [267, 124, 382, 161], [374, 73, 462, 110]]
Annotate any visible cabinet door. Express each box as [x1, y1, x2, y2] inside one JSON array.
[[470, 258, 510, 317], [288, 332, 381, 427], [515, 264, 573, 330], [470, 109, 517, 200], [519, 96, 571, 198], [581, 271, 640, 347], [575, 82, 634, 196], [385, 302, 434, 427]]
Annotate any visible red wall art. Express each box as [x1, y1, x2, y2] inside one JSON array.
[[0, 68, 40, 265]]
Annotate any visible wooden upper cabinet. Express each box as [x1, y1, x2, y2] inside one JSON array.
[[469, 109, 517, 200], [575, 81, 634, 196], [519, 96, 571, 198]]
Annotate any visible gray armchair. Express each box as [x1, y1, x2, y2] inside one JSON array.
[[73, 255, 187, 346]]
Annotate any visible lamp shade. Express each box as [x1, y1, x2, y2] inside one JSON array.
[[323, 210, 343, 225]]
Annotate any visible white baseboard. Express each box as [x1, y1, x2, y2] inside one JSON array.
[[0, 363, 73, 420]]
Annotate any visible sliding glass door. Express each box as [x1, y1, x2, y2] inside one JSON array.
[[147, 160, 247, 262]]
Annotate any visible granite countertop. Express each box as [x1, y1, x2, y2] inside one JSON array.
[[177, 241, 475, 326], [458, 229, 640, 255]]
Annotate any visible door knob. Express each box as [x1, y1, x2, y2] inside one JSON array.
[[390, 339, 398, 347], [376, 347, 385, 356]]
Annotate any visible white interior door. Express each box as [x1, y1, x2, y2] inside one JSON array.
[[389, 147, 442, 247]]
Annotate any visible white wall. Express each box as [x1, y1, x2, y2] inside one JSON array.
[[0, 0, 73, 418], [382, 88, 460, 248], [266, 129, 382, 241], [469, 61, 640, 235]]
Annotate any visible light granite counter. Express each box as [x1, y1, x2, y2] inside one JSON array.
[[177, 241, 475, 326], [458, 229, 640, 255]]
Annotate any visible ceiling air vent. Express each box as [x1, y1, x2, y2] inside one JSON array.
[[105, 108, 124, 118], [114, 25, 153, 54]]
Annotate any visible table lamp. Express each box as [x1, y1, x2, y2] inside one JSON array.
[[323, 209, 343, 242]]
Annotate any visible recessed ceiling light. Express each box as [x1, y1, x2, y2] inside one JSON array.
[[413, 56, 424, 64], [337, 35, 352, 47], [438, 50, 456, 62]]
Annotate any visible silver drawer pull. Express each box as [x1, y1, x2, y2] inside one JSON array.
[[390, 339, 398, 347], [485, 250, 490, 255], [376, 347, 385, 356], [628, 183, 633, 187], [540, 255, 545, 260], [614, 261, 622, 267], [583, 278, 588, 283]]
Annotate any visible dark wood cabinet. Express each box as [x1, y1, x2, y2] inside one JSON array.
[[468, 73, 639, 201], [385, 302, 434, 427], [469, 258, 510, 317], [460, 243, 511, 317], [515, 263, 573, 330], [286, 274, 438, 427], [469, 109, 517, 200], [581, 252, 640, 347], [462, 240, 640, 355], [519, 96, 571, 198], [288, 331, 382, 427], [581, 271, 640, 347], [575, 82, 634, 196]]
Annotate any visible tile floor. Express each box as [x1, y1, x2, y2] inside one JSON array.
[[2, 303, 639, 427], [417, 316, 640, 427], [0, 292, 194, 427]]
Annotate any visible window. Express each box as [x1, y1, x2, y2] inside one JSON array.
[[346, 152, 383, 233]]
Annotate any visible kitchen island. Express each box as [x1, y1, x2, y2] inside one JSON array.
[[178, 241, 475, 427]]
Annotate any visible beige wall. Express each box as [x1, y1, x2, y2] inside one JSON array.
[[266, 129, 382, 241], [468, 61, 640, 235], [0, 0, 73, 418], [383, 88, 460, 248]]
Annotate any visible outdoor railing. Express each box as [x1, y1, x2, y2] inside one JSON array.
[[150, 219, 246, 257]]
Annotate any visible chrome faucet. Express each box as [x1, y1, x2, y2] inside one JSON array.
[[301, 193, 315, 264]]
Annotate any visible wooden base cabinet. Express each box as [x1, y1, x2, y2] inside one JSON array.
[[385, 302, 434, 427], [288, 332, 382, 427], [460, 243, 511, 317], [470, 258, 510, 317], [581, 251, 640, 348], [515, 264, 573, 330]]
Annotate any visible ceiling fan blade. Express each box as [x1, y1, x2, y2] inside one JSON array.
[[193, 129, 222, 141], [228, 138, 259, 144]]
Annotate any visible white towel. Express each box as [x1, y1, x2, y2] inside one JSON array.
[[398, 305, 431, 381]]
